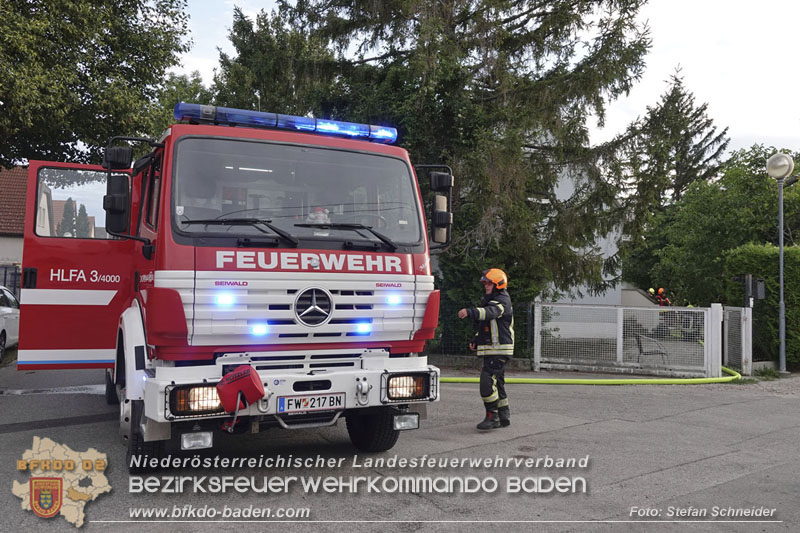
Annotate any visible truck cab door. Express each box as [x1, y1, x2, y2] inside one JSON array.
[[18, 162, 135, 369]]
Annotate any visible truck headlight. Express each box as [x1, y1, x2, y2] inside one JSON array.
[[169, 385, 224, 417], [386, 374, 430, 400]]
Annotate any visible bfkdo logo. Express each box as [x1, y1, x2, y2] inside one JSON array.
[[31, 478, 63, 518], [12, 437, 111, 528]]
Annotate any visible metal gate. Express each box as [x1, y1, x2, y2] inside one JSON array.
[[723, 306, 753, 375]]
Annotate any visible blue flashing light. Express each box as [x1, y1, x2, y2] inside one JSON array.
[[355, 322, 372, 334], [369, 124, 398, 144], [251, 324, 269, 336], [386, 294, 402, 306], [277, 114, 316, 132], [218, 107, 277, 127], [215, 293, 235, 307], [174, 102, 397, 144], [317, 119, 370, 139], [174, 102, 213, 122]]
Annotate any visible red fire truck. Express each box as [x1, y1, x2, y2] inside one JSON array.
[[19, 103, 452, 465]]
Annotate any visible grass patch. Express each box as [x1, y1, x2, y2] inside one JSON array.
[[754, 367, 780, 380]]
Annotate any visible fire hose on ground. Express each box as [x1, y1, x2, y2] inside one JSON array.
[[441, 366, 742, 385]]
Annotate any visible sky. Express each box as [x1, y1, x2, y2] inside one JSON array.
[[179, 0, 800, 154]]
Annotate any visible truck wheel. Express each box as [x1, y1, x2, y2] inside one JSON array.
[[105, 369, 119, 405], [126, 399, 164, 473], [346, 407, 399, 452]]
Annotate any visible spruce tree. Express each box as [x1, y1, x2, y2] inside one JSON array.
[[623, 72, 730, 209], [619, 73, 730, 289], [57, 198, 76, 237], [76, 203, 91, 238]]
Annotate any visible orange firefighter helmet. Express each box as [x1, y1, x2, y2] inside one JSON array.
[[480, 268, 508, 290]]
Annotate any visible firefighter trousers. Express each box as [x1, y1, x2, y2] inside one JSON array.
[[480, 355, 509, 413]]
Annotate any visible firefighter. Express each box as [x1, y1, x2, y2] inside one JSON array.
[[657, 287, 671, 306], [457, 268, 514, 430]]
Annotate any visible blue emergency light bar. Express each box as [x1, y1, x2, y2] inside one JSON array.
[[174, 102, 398, 144]]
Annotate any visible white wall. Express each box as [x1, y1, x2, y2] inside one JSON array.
[[0, 236, 23, 265], [35, 189, 51, 236]]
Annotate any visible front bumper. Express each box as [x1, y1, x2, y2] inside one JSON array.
[[143, 348, 439, 424]]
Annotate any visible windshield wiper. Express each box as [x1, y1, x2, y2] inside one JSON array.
[[181, 217, 299, 246], [294, 223, 398, 251]]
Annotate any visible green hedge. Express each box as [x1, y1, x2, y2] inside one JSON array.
[[724, 243, 800, 366]]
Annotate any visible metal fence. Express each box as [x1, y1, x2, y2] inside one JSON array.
[[0, 265, 21, 298], [425, 299, 749, 378], [532, 303, 723, 378], [723, 306, 753, 375]]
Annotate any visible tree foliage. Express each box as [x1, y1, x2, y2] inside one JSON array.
[[725, 244, 800, 367], [0, 0, 190, 166], [626, 145, 800, 306], [146, 71, 213, 139], [622, 72, 729, 205], [619, 74, 731, 294], [212, 7, 338, 114]]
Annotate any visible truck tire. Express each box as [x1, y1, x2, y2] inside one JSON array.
[[105, 369, 119, 405], [126, 399, 164, 473], [346, 407, 399, 452]]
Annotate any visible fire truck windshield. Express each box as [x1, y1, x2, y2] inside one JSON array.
[[173, 137, 422, 247]]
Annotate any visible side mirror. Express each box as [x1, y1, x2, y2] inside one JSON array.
[[432, 194, 452, 244], [102, 146, 134, 170], [415, 165, 454, 249], [430, 171, 453, 192], [103, 174, 130, 233]]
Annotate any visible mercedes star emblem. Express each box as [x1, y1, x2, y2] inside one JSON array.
[[294, 288, 333, 326]]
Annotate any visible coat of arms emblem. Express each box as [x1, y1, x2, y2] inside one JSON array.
[[30, 478, 62, 519]]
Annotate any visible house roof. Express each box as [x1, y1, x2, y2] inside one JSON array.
[[0, 167, 28, 236], [51, 199, 67, 231]]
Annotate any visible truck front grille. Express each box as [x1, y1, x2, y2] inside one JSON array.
[[153, 271, 434, 347], [219, 350, 364, 373]]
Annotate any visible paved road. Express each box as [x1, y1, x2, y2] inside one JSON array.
[[0, 360, 798, 531]]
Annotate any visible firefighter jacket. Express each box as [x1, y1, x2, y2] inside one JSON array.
[[466, 289, 514, 357]]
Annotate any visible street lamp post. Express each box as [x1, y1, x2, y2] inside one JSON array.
[[766, 153, 795, 374]]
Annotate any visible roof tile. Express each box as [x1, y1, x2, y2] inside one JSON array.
[[0, 167, 28, 236]]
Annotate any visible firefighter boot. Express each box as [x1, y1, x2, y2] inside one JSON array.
[[477, 410, 501, 430], [498, 407, 510, 428]]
